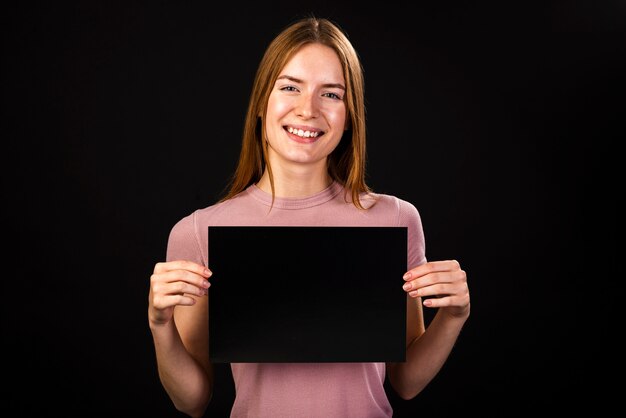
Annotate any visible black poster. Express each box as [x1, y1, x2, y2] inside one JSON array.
[[208, 226, 407, 363]]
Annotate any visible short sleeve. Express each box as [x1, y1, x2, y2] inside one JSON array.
[[397, 199, 426, 270], [165, 211, 205, 266]]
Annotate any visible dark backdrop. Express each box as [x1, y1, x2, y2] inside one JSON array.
[[2, 1, 622, 417]]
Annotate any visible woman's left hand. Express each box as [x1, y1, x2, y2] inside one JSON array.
[[402, 260, 470, 319]]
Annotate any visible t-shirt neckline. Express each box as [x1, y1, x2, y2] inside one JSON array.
[[246, 181, 343, 209]]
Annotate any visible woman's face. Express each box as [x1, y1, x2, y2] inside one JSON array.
[[265, 43, 347, 173]]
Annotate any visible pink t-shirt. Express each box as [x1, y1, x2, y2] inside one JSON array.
[[166, 181, 426, 418]]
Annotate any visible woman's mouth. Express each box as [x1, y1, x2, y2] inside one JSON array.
[[285, 126, 324, 144]]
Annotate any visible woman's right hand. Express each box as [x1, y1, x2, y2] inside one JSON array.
[[148, 260, 212, 328]]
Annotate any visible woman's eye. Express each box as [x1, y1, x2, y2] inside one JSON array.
[[323, 92, 342, 100], [280, 85, 298, 92]]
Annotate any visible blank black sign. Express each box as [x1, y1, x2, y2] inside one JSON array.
[[208, 226, 407, 363]]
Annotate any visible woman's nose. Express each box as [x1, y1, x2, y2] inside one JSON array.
[[295, 93, 319, 119]]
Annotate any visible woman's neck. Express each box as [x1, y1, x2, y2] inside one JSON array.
[[256, 166, 332, 198]]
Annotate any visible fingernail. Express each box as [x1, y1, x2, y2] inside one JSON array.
[[204, 268, 212, 277], [202, 280, 210, 288], [403, 272, 411, 280], [403, 283, 411, 291]]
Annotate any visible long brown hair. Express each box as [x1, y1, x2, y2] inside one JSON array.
[[221, 16, 371, 209]]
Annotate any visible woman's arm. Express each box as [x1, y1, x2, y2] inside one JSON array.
[[387, 260, 470, 399], [148, 260, 213, 417]]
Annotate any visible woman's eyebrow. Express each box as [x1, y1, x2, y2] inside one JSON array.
[[276, 75, 346, 91]]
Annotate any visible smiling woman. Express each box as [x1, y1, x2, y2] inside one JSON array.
[[219, 16, 370, 210], [147, 16, 470, 418], [260, 43, 347, 192]]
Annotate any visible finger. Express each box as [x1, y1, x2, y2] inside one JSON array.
[[407, 282, 460, 299], [403, 260, 460, 281], [151, 269, 211, 290], [421, 293, 470, 308], [402, 271, 448, 292], [169, 280, 210, 297], [403, 268, 466, 293], [154, 260, 212, 278], [152, 293, 199, 310], [152, 276, 211, 296], [412, 283, 447, 298]]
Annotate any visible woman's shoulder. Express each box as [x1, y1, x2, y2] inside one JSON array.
[[170, 191, 247, 234], [361, 189, 420, 218]]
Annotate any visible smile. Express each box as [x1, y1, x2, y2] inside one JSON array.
[[286, 126, 322, 138], [284, 126, 324, 144]]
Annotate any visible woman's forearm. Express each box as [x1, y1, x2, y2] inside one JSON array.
[[150, 320, 213, 417], [388, 309, 468, 400]]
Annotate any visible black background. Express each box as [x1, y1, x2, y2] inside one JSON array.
[[2, 1, 622, 417]]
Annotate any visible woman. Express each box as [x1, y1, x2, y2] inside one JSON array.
[[148, 16, 470, 418]]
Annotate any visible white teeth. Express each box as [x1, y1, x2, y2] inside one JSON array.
[[287, 126, 319, 138]]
